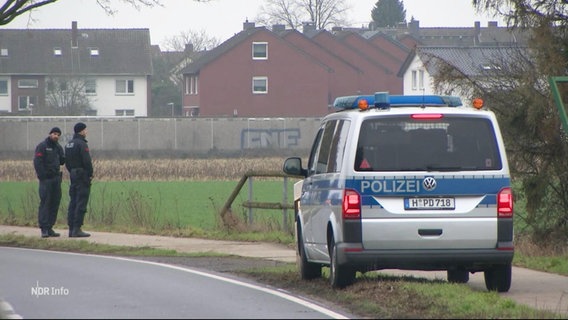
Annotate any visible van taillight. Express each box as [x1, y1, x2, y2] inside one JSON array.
[[497, 187, 513, 218], [343, 189, 361, 219]]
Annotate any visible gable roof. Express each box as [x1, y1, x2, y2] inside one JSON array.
[[182, 26, 335, 75], [181, 27, 262, 75], [279, 29, 364, 74], [308, 30, 393, 74], [0, 27, 153, 76], [398, 46, 530, 77]]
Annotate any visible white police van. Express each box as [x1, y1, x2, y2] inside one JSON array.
[[283, 92, 514, 291]]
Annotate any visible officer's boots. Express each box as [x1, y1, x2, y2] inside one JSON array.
[[69, 227, 91, 238], [41, 228, 60, 238]]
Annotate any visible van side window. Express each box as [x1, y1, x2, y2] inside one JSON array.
[[307, 127, 325, 176], [315, 121, 337, 174], [327, 120, 350, 173], [306, 120, 350, 175]]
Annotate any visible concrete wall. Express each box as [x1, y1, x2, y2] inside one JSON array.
[[0, 117, 322, 158]]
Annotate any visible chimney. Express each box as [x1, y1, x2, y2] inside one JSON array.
[[474, 21, 481, 46], [184, 43, 194, 53], [408, 20, 419, 35], [71, 21, 78, 48], [243, 19, 255, 31], [272, 24, 286, 32], [302, 21, 316, 34]]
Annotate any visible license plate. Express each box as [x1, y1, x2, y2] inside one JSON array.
[[404, 197, 455, 210]]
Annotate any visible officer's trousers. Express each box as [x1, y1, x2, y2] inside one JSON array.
[[38, 175, 62, 229], [67, 169, 91, 228]]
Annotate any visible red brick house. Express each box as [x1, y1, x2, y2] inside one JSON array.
[[308, 30, 401, 96], [279, 29, 365, 104], [181, 22, 404, 117], [181, 25, 331, 117]]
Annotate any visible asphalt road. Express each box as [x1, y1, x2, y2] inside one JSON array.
[[0, 247, 351, 319], [1, 225, 567, 316]]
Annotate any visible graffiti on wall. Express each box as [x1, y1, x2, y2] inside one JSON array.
[[241, 128, 301, 149]]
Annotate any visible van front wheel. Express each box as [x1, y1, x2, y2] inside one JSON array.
[[447, 269, 469, 283], [329, 236, 355, 288], [297, 225, 322, 280]]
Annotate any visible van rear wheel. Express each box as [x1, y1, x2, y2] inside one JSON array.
[[484, 264, 512, 292], [329, 235, 355, 288]]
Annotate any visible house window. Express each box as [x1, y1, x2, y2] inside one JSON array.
[[411, 71, 417, 90], [190, 76, 198, 94], [115, 109, 135, 116], [85, 79, 97, 95], [18, 79, 39, 89], [0, 79, 8, 95], [252, 42, 268, 60], [411, 70, 424, 91], [0, 48, 7, 57], [54, 47, 62, 56], [185, 76, 198, 95], [115, 79, 134, 94], [18, 96, 37, 110], [252, 77, 268, 94], [89, 48, 99, 56]]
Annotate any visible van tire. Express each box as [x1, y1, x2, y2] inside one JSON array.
[[297, 225, 322, 280], [329, 235, 355, 288], [447, 269, 469, 283], [484, 264, 512, 292]]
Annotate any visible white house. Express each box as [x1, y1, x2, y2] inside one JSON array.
[[0, 21, 152, 116]]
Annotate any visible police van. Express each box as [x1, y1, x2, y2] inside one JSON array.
[[283, 92, 514, 291]]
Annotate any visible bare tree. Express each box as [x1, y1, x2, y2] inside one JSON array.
[[161, 29, 221, 52], [44, 76, 93, 116], [256, 0, 350, 31], [0, 0, 213, 26], [432, 0, 568, 247]]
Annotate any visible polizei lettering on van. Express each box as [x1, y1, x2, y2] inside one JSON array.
[[360, 179, 422, 194]]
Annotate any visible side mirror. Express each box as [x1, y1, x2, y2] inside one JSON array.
[[283, 157, 306, 177]]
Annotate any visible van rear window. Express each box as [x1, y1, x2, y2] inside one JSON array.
[[355, 116, 502, 172]]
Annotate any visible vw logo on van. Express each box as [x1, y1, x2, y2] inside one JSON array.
[[423, 177, 437, 191]]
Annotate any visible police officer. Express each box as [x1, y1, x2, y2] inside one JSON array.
[[33, 127, 65, 238], [65, 122, 93, 238]]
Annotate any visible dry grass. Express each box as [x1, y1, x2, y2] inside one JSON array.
[[0, 158, 288, 182]]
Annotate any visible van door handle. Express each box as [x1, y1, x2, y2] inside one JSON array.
[[418, 229, 443, 236]]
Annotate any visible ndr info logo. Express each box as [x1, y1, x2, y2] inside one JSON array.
[[31, 281, 69, 298]]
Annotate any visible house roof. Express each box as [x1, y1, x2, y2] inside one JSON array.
[[361, 30, 411, 54], [278, 29, 364, 74], [181, 27, 262, 75], [371, 21, 530, 47], [0, 27, 153, 76], [398, 46, 530, 77]]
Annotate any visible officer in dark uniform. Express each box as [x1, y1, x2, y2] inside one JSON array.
[[33, 127, 65, 238], [65, 122, 93, 238]]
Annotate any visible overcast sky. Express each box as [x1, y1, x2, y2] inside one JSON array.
[[6, 0, 503, 47]]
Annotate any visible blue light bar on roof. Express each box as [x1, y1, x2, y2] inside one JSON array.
[[333, 92, 463, 109]]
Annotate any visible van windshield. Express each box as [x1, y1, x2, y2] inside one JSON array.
[[355, 116, 502, 172]]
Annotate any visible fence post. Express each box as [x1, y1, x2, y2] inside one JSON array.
[[283, 176, 288, 233], [248, 176, 254, 224]]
